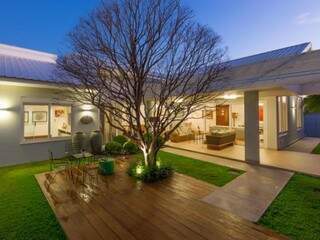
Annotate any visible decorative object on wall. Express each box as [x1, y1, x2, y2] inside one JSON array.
[[32, 111, 47, 122], [54, 109, 65, 117], [24, 111, 29, 123], [80, 115, 93, 124], [259, 105, 264, 122], [202, 110, 213, 119]]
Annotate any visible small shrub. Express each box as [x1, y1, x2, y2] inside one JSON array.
[[113, 135, 128, 145], [105, 141, 123, 155], [141, 165, 173, 182], [128, 161, 173, 183], [123, 141, 140, 154]]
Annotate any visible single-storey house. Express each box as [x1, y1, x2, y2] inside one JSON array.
[[0, 42, 320, 166]]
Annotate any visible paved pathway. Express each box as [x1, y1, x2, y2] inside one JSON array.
[[167, 141, 320, 176], [162, 147, 294, 222], [285, 137, 320, 153]]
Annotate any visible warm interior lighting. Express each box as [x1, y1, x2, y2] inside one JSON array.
[[223, 94, 238, 100]]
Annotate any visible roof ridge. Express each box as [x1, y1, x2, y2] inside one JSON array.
[[0, 43, 57, 63], [228, 42, 312, 67]]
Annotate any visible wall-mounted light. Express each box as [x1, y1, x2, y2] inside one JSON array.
[[0, 99, 12, 121], [80, 115, 93, 124], [0, 99, 10, 110]]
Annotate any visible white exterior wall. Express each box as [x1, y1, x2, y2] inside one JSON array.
[[0, 83, 100, 166], [261, 96, 278, 149], [278, 96, 304, 149]]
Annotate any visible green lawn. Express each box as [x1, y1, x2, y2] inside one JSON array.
[[0, 161, 66, 240], [311, 143, 320, 154], [157, 151, 244, 186], [259, 173, 320, 240]]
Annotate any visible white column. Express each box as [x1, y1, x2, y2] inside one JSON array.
[[244, 90, 260, 163]]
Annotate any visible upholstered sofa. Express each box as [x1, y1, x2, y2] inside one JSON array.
[[170, 122, 195, 142], [206, 126, 236, 150]]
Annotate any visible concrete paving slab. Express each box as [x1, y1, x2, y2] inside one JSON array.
[[285, 137, 320, 153], [162, 147, 294, 222]]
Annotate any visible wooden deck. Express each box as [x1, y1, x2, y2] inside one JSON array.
[[36, 159, 287, 240]]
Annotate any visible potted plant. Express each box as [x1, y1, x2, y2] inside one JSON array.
[[98, 157, 115, 175]]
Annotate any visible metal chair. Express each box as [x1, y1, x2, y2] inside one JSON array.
[[49, 150, 73, 183]]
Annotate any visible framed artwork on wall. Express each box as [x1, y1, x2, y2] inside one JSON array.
[[24, 111, 29, 123], [32, 111, 47, 122], [55, 109, 65, 117]]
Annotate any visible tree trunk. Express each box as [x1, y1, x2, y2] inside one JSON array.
[[141, 146, 158, 167]]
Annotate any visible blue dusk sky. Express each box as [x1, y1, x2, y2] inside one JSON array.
[[0, 0, 319, 60]]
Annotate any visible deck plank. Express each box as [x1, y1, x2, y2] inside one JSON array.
[[36, 161, 288, 240]]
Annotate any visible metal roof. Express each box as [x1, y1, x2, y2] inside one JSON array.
[[0, 44, 58, 83], [227, 42, 312, 68], [0, 42, 313, 84]]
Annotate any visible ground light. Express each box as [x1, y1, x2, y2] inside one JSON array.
[[156, 160, 161, 167], [135, 165, 144, 176]]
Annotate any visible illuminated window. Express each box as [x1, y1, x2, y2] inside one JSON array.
[[23, 104, 72, 140], [277, 96, 288, 133], [50, 105, 72, 137], [296, 97, 302, 129], [24, 105, 49, 139]]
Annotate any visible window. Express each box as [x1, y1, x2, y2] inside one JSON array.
[[296, 97, 302, 129], [277, 96, 288, 133], [24, 105, 49, 139], [23, 104, 71, 140], [50, 105, 72, 137]]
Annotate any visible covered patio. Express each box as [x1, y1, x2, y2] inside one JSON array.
[[167, 46, 320, 177], [166, 139, 320, 176]]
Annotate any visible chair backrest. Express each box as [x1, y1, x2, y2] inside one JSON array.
[[48, 150, 54, 161], [48, 150, 54, 171], [64, 141, 73, 156]]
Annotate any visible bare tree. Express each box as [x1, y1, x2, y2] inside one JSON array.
[[57, 0, 226, 167]]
